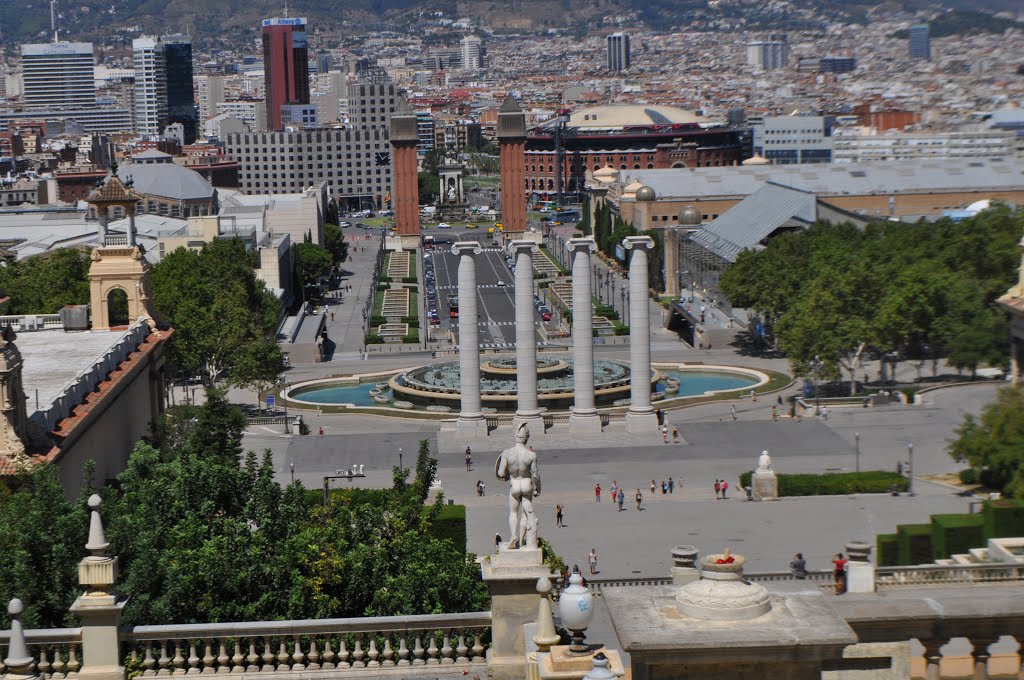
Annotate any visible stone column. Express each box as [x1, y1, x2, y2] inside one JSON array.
[[96, 206, 108, 243], [844, 540, 875, 593], [390, 98, 421, 238], [453, 242, 487, 437], [568, 237, 601, 434], [623, 236, 657, 434], [509, 240, 542, 431], [497, 95, 527, 234]]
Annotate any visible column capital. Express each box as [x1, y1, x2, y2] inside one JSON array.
[[567, 237, 597, 254], [623, 235, 654, 251], [452, 241, 483, 256], [507, 240, 538, 255]]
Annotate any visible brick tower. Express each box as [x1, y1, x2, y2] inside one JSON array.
[[498, 94, 527, 234], [390, 97, 420, 244]]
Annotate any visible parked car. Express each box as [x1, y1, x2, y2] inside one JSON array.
[[437, 222, 452, 229], [339, 221, 352, 228], [496, 279, 506, 287], [542, 312, 552, 321]]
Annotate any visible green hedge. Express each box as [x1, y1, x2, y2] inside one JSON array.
[[931, 513, 985, 560], [958, 468, 979, 484], [365, 334, 383, 344], [432, 504, 467, 551], [370, 315, 386, 326], [613, 325, 630, 336], [738, 470, 909, 496], [877, 533, 899, 567], [897, 524, 933, 566], [983, 498, 1024, 538]]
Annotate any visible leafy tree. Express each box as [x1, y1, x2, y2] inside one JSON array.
[[324, 223, 349, 264], [0, 248, 91, 314], [946, 309, 1009, 379], [950, 386, 1024, 497], [418, 172, 440, 204], [150, 238, 282, 386], [292, 242, 333, 288]]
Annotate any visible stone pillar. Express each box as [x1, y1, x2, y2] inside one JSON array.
[[453, 242, 487, 437], [96, 207, 108, 242], [568, 237, 601, 435], [126, 206, 136, 247], [664, 228, 680, 298], [482, 550, 553, 680], [4, 598, 36, 680], [509, 241, 542, 431], [70, 495, 126, 680], [497, 95, 527, 234], [844, 540, 875, 593], [390, 98, 421, 239], [623, 236, 657, 434], [669, 545, 699, 585]]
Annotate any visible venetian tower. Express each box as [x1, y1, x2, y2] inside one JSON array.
[[389, 97, 421, 247], [497, 94, 527, 234]]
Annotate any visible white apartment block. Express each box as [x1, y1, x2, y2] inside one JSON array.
[[196, 75, 225, 122], [225, 128, 392, 207], [216, 100, 267, 132], [832, 131, 1017, 163], [21, 42, 96, 108], [347, 82, 397, 131], [133, 37, 168, 136]]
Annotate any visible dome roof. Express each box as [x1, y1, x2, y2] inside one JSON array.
[[623, 180, 644, 193], [563, 104, 709, 129], [117, 159, 215, 201], [635, 186, 656, 202], [742, 154, 770, 166], [594, 165, 620, 183], [679, 206, 701, 225]]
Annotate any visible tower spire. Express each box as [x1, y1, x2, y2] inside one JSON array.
[[284, 1, 289, 18], [51, 0, 59, 42]]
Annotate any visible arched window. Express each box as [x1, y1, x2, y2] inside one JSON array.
[[107, 288, 129, 327]]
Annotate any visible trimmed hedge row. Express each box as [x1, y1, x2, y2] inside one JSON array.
[[932, 513, 984, 560], [897, 524, 933, 566], [738, 470, 909, 496], [434, 504, 467, 551], [877, 533, 899, 567]]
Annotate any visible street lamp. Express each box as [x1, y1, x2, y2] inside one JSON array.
[[322, 466, 367, 503], [290, 462, 295, 485], [398, 447, 403, 473], [854, 432, 860, 474], [810, 355, 824, 415], [907, 443, 915, 496]]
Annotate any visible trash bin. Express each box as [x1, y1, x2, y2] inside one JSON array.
[[889, 484, 899, 496]]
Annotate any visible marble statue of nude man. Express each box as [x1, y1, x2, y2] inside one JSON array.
[[495, 423, 541, 549]]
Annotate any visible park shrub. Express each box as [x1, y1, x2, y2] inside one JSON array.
[[402, 277, 417, 284], [613, 325, 630, 336], [377, 283, 389, 291], [877, 533, 899, 566], [432, 504, 467, 551], [897, 523, 934, 565], [370, 315, 386, 326], [931, 513, 985, 560], [738, 471, 908, 496], [958, 468, 980, 485], [402, 333, 419, 344], [365, 334, 383, 344], [982, 498, 1024, 538]]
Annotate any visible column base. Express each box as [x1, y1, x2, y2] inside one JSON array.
[[456, 416, 489, 437], [513, 413, 544, 435], [569, 411, 602, 435], [625, 410, 658, 434]]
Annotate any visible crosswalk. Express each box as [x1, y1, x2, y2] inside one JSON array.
[[453, 341, 551, 350], [477, 320, 539, 327], [434, 284, 510, 291]]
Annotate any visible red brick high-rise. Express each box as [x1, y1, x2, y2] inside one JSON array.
[[261, 17, 310, 131], [498, 94, 527, 234], [390, 98, 420, 238]]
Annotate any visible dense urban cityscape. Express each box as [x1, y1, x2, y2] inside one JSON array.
[[0, 1, 1023, 679]]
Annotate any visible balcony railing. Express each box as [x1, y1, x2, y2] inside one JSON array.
[[0, 627, 82, 679], [875, 562, 1024, 588]]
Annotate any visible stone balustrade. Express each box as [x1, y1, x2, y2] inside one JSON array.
[[119, 611, 492, 674], [875, 562, 1024, 588], [30, 318, 151, 432], [0, 315, 63, 331], [0, 627, 83, 679]]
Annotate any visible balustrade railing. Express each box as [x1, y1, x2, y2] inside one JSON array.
[[120, 611, 491, 674], [0, 627, 82, 679], [875, 562, 1024, 588]]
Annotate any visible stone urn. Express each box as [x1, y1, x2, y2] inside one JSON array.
[[670, 545, 699, 585], [845, 540, 871, 563], [558, 573, 595, 653], [676, 553, 771, 621]]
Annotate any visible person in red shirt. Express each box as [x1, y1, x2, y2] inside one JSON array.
[[832, 552, 848, 595], [595, 483, 601, 502]]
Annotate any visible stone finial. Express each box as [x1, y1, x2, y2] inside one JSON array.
[[532, 577, 560, 652], [582, 653, 618, 680], [4, 598, 35, 673], [845, 540, 871, 563], [85, 494, 109, 558]]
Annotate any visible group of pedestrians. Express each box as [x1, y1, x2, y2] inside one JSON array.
[[659, 423, 681, 443], [789, 551, 850, 595], [714, 479, 730, 499]]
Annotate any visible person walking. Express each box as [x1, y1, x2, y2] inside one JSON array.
[[588, 548, 598, 575], [635, 489, 643, 511], [609, 480, 619, 505], [616, 488, 625, 511], [668, 477, 675, 494], [771, 405, 778, 421], [661, 480, 668, 495], [319, 426, 325, 436], [721, 479, 729, 499], [595, 483, 601, 502], [556, 504, 564, 528], [661, 423, 669, 443], [465, 447, 473, 471], [790, 553, 808, 579], [672, 426, 680, 443], [730, 405, 737, 421], [832, 552, 848, 595], [650, 479, 656, 495], [714, 479, 721, 499]]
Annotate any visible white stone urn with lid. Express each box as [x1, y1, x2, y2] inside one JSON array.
[[558, 572, 595, 653], [676, 552, 771, 621]]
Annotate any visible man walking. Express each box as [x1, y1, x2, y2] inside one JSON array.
[[714, 479, 721, 499], [635, 489, 643, 511], [609, 480, 619, 506], [465, 447, 473, 471], [721, 479, 729, 499], [668, 477, 675, 494], [730, 405, 737, 421], [588, 548, 598, 575], [617, 488, 625, 511], [595, 483, 601, 502], [672, 426, 680, 443], [556, 504, 564, 528]]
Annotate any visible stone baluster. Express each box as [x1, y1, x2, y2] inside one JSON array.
[[157, 642, 171, 676], [352, 638, 365, 668], [471, 633, 485, 662], [568, 237, 601, 434], [440, 632, 453, 665], [381, 638, 394, 667], [214, 639, 227, 673], [186, 640, 200, 674], [275, 640, 288, 670], [920, 638, 945, 680], [141, 645, 156, 677], [64, 644, 78, 676], [259, 638, 273, 673], [969, 637, 995, 680], [397, 637, 410, 667], [243, 640, 257, 673], [52, 646, 68, 678], [456, 633, 469, 664], [412, 636, 425, 666], [452, 242, 487, 436], [623, 236, 657, 433], [366, 639, 380, 668], [291, 637, 306, 671], [37, 648, 52, 678], [306, 638, 320, 671], [172, 642, 185, 674], [337, 639, 349, 668], [509, 240, 542, 431], [427, 634, 439, 665], [321, 638, 335, 670]]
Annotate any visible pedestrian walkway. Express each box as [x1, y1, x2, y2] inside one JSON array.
[[322, 233, 383, 356]]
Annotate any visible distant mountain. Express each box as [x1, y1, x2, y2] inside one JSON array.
[[2, 0, 1020, 46]]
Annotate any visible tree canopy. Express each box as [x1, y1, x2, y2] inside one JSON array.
[[950, 386, 1024, 498], [0, 248, 91, 314], [0, 391, 488, 628], [150, 238, 283, 387], [719, 205, 1023, 385]]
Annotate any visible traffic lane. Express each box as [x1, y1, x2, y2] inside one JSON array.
[[475, 249, 517, 345]]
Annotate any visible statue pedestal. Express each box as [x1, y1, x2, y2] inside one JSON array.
[[536, 646, 625, 680], [752, 469, 778, 500], [483, 546, 554, 680]]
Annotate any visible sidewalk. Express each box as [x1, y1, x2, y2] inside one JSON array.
[[322, 232, 383, 358]]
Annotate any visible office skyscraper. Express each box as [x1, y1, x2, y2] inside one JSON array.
[[746, 35, 789, 70], [909, 24, 931, 61], [607, 33, 631, 72], [261, 17, 310, 130], [164, 35, 197, 143], [20, 42, 96, 108], [133, 36, 168, 136], [460, 36, 485, 71]]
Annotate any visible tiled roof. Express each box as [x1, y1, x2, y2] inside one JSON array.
[[86, 176, 142, 204]]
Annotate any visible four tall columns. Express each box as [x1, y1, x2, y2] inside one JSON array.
[[509, 240, 542, 431], [453, 242, 487, 437], [568, 237, 601, 434], [624, 235, 657, 434]]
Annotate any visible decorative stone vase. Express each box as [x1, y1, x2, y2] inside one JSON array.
[[846, 541, 871, 563], [670, 545, 700, 585], [558, 573, 594, 652], [676, 553, 771, 621]]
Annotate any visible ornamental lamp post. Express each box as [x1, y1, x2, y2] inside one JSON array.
[[907, 443, 915, 496], [855, 432, 861, 474]]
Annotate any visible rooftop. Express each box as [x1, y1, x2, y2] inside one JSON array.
[[18, 327, 132, 408], [555, 104, 709, 131]]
